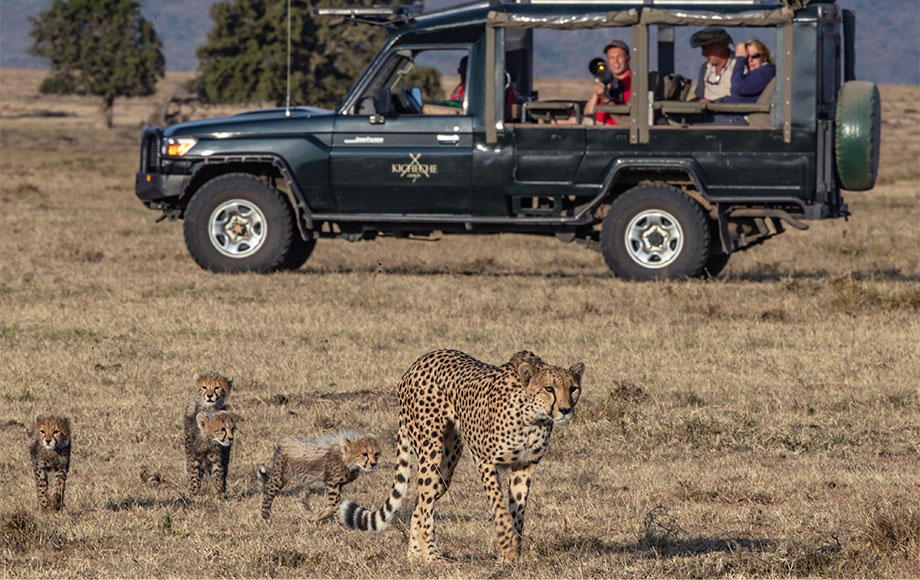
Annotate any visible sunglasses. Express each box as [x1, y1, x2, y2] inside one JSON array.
[[748, 53, 763, 60]]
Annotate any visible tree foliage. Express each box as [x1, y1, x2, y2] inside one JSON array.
[[193, 0, 439, 109], [29, 0, 165, 128]]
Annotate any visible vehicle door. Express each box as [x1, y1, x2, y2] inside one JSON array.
[[330, 48, 473, 214], [501, 25, 589, 211]]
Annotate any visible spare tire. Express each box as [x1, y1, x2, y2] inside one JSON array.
[[835, 81, 881, 191]]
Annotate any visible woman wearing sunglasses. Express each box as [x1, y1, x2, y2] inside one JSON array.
[[725, 39, 776, 104], [713, 39, 776, 125]]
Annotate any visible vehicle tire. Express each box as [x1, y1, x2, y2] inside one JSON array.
[[702, 220, 730, 279], [282, 237, 317, 271], [600, 184, 711, 280], [702, 250, 730, 279], [835, 81, 881, 191], [183, 173, 302, 273]]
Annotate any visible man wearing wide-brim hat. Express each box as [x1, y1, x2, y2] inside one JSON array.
[[691, 27, 734, 102]]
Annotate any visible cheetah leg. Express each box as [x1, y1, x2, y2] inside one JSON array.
[[33, 467, 50, 510], [184, 449, 196, 484], [313, 482, 341, 523], [188, 458, 203, 495], [49, 469, 68, 511], [396, 437, 423, 558], [507, 463, 536, 541], [408, 441, 449, 562], [212, 451, 229, 500], [476, 460, 519, 562], [261, 451, 286, 521], [434, 423, 463, 502]]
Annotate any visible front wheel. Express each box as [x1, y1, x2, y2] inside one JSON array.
[[600, 184, 711, 280], [183, 173, 309, 273]]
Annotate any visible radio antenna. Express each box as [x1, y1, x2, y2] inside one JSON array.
[[285, 0, 292, 117]]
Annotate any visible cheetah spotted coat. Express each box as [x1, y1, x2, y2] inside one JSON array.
[[338, 349, 584, 562]]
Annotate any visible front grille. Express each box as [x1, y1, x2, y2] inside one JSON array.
[[140, 127, 164, 173]]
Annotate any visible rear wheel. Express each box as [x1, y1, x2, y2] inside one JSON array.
[[601, 184, 711, 280], [703, 250, 731, 279], [282, 237, 317, 271], [702, 220, 730, 278], [183, 173, 309, 273]]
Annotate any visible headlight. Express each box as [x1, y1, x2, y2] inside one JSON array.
[[163, 137, 197, 157]]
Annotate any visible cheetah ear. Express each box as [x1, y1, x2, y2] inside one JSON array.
[[517, 362, 534, 385], [196, 413, 207, 430], [569, 362, 585, 383], [227, 376, 234, 389]]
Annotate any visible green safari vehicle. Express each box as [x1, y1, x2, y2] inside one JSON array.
[[135, 0, 880, 279]]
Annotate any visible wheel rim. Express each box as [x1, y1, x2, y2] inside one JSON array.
[[208, 199, 267, 258], [624, 209, 684, 269]]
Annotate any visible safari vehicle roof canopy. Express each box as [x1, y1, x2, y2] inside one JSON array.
[[319, 0, 832, 31], [482, 1, 829, 30]]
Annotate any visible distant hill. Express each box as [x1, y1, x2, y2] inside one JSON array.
[[2, 0, 917, 85]]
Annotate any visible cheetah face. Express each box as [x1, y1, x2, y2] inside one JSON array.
[[344, 437, 381, 473], [196, 411, 236, 447], [34, 416, 71, 450], [519, 362, 585, 424], [196, 373, 232, 407]]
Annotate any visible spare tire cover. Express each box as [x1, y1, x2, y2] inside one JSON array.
[[835, 81, 881, 191]]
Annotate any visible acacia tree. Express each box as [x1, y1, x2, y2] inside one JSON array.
[[194, 0, 439, 108], [29, 0, 165, 128]]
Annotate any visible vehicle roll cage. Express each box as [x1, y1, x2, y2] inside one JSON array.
[[318, 2, 852, 148], [482, 5, 807, 144]]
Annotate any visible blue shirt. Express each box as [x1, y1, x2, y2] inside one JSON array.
[[723, 56, 776, 103]]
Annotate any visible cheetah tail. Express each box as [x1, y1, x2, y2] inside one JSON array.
[[337, 428, 412, 533]]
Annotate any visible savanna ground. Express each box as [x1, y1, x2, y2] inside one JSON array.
[[0, 68, 918, 578]]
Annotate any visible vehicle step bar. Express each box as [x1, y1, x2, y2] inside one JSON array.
[[309, 212, 595, 226]]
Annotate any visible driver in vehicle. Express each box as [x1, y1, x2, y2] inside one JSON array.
[[449, 56, 468, 104], [449, 55, 516, 113]]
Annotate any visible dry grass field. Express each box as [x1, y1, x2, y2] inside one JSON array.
[[1, 68, 918, 578]]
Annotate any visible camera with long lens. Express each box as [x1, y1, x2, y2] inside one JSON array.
[[589, 57, 623, 102], [589, 57, 613, 85]]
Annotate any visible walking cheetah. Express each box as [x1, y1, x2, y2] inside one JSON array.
[[187, 410, 236, 498], [184, 372, 232, 491], [29, 415, 72, 511], [256, 429, 379, 523], [338, 349, 584, 562]]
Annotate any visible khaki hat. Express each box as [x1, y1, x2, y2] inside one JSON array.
[[690, 27, 732, 48], [603, 39, 630, 54]]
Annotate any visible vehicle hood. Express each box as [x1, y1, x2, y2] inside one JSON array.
[[163, 106, 335, 138]]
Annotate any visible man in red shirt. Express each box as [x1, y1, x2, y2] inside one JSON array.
[[584, 40, 632, 125]]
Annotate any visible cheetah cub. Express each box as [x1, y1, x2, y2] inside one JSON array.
[[257, 429, 379, 523], [188, 411, 236, 498], [30, 415, 72, 511], [184, 372, 232, 492]]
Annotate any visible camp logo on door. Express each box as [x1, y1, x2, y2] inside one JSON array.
[[392, 154, 438, 183]]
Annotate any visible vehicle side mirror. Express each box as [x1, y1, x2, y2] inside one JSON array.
[[374, 88, 396, 117], [409, 87, 423, 108]]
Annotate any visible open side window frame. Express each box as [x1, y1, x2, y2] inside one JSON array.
[[483, 6, 797, 144], [484, 8, 641, 144], [345, 43, 474, 117], [638, 7, 796, 143]]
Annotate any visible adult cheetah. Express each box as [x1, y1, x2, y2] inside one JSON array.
[[338, 349, 584, 562]]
